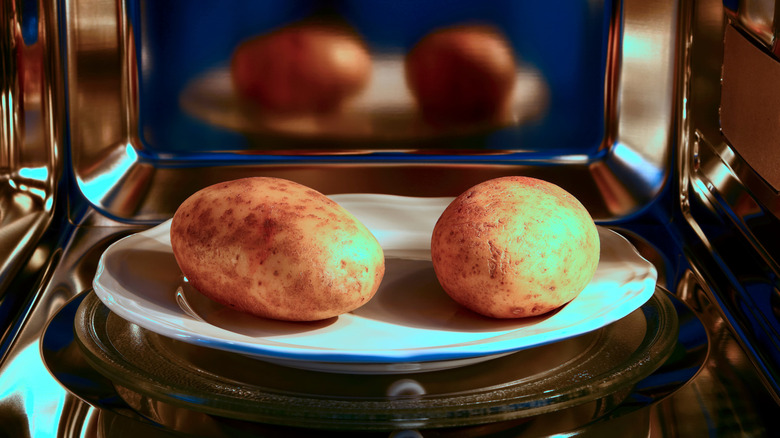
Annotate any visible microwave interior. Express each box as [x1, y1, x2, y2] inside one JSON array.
[[63, 0, 674, 224]]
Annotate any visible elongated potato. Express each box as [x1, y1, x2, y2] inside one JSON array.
[[431, 176, 599, 318], [170, 177, 385, 321], [231, 23, 372, 114]]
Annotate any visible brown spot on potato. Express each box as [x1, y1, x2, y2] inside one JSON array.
[[170, 177, 385, 321], [244, 213, 258, 227], [431, 176, 599, 319]]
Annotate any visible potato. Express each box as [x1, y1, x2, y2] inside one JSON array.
[[431, 176, 599, 319], [405, 25, 517, 126], [231, 23, 372, 114], [170, 177, 385, 321]]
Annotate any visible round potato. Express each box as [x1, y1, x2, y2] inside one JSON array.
[[405, 25, 517, 126], [231, 23, 372, 114], [170, 177, 385, 321], [431, 176, 599, 319]]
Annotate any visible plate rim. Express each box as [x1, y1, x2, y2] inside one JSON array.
[[92, 194, 658, 365]]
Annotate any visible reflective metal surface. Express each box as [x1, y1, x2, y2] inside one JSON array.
[[0, 0, 63, 319], [681, 0, 780, 402], [727, 0, 780, 55], [720, 25, 780, 192], [60, 0, 676, 223]]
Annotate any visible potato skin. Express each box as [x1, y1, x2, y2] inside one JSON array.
[[170, 177, 385, 321], [431, 177, 599, 319], [231, 23, 372, 114], [405, 25, 516, 126]]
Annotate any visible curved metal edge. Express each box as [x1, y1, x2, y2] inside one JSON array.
[[62, 0, 679, 223], [0, 0, 66, 361]]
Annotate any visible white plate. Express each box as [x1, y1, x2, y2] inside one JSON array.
[[92, 194, 657, 374]]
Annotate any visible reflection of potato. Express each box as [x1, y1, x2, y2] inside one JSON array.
[[231, 23, 372, 114], [170, 177, 385, 321], [405, 25, 516, 126], [431, 177, 599, 319]]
